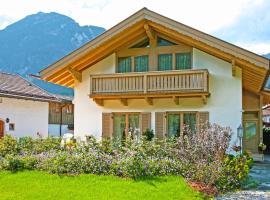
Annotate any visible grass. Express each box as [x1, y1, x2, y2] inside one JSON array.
[[0, 171, 205, 200]]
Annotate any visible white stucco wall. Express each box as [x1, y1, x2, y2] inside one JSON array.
[[0, 97, 49, 138], [73, 49, 242, 147]]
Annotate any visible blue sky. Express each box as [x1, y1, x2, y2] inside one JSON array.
[[0, 0, 269, 54]]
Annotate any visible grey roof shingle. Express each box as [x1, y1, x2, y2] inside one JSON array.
[[0, 72, 58, 102]]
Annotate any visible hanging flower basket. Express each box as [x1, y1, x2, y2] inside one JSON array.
[[258, 142, 267, 154]]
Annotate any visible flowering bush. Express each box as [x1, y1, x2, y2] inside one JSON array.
[[216, 152, 253, 192], [0, 123, 252, 193]]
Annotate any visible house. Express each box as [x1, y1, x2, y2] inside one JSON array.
[[0, 72, 74, 138], [39, 8, 270, 157]]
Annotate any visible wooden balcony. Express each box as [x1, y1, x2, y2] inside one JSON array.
[[90, 69, 209, 106]]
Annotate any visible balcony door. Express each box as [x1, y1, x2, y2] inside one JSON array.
[[113, 113, 140, 141]]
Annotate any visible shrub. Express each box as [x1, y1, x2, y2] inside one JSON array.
[[216, 152, 253, 192], [5, 155, 24, 172], [0, 135, 18, 157], [175, 123, 232, 186], [0, 124, 252, 193], [18, 137, 34, 153], [32, 137, 61, 154], [143, 129, 154, 141]]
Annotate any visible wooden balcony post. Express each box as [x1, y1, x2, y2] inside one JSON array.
[[89, 76, 93, 95], [143, 74, 147, 93], [203, 71, 208, 92]]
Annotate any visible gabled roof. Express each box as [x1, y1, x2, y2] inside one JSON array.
[[40, 8, 270, 93], [0, 72, 71, 102]]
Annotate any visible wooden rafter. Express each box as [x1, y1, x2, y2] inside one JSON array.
[[232, 60, 236, 77], [94, 99, 104, 106], [202, 95, 207, 104], [144, 23, 155, 40], [120, 98, 128, 106], [145, 97, 153, 105], [67, 67, 82, 83], [173, 96, 179, 105]]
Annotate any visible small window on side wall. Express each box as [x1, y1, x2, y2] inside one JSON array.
[[9, 123, 15, 131], [117, 57, 132, 73]]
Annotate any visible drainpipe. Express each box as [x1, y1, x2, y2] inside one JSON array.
[[60, 104, 63, 137]]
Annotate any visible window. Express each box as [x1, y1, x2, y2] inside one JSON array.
[[175, 53, 191, 70], [9, 123, 15, 131], [158, 54, 173, 71], [134, 55, 149, 72], [131, 39, 150, 48], [183, 113, 196, 132], [113, 113, 140, 142], [167, 112, 197, 137], [117, 57, 132, 73], [157, 37, 177, 46], [168, 114, 180, 137]]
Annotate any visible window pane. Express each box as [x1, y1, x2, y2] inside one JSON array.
[[113, 114, 126, 141], [118, 57, 132, 73], [158, 54, 172, 71], [183, 113, 196, 133], [176, 53, 191, 70], [168, 114, 180, 137], [157, 37, 177, 46], [135, 55, 149, 72], [244, 122, 257, 139], [128, 114, 140, 141]]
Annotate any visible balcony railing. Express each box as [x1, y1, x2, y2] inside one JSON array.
[[90, 69, 209, 100]]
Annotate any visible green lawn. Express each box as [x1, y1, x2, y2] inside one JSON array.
[[0, 171, 205, 200]]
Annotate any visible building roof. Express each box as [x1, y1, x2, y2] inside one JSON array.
[[39, 8, 270, 94], [0, 72, 72, 103]]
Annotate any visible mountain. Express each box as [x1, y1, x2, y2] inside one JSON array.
[[0, 12, 105, 95], [264, 53, 270, 59]]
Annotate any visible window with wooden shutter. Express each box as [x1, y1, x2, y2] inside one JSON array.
[[155, 112, 166, 139], [102, 113, 113, 139], [140, 112, 151, 134]]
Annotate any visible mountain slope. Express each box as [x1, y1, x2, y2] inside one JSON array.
[[0, 12, 105, 95], [264, 53, 270, 59]]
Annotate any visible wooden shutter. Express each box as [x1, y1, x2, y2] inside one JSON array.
[[102, 113, 113, 139], [197, 112, 209, 131], [155, 112, 167, 139], [140, 112, 151, 134]]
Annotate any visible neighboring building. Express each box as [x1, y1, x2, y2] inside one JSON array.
[[39, 8, 270, 158], [263, 104, 270, 125], [0, 72, 73, 138]]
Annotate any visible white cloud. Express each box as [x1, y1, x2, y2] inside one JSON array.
[[0, 0, 264, 31], [235, 42, 270, 55], [0, 0, 268, 53]]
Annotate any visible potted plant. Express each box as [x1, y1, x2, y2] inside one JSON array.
[[258, 142, 267, 154], [232, 145, 241, 152]]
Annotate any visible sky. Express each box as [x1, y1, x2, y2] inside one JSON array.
[[0, 0, 269, 54]]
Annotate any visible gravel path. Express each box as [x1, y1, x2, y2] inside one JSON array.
[[217, 161, 270, 200]]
